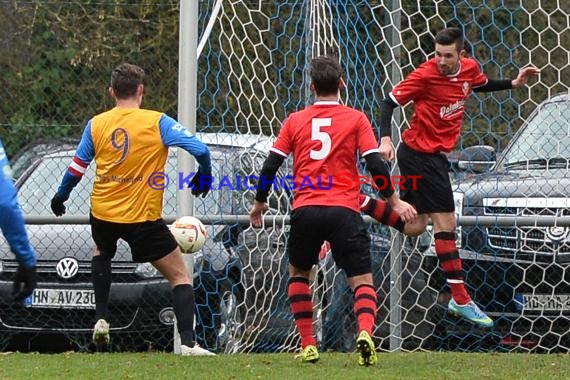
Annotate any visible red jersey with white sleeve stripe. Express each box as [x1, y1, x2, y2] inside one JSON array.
[[389, 57, 488, 153], [270, 101, 379, 212]]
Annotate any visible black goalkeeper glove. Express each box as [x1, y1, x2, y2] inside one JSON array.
[[13, 265, 37, 303], [50, 194, 66, 216], [188, 169, 213, 198]]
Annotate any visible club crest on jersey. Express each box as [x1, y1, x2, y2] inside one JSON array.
[[462, 81, 470, 95]]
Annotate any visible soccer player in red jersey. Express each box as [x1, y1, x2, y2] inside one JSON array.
[[249, 55, 416, 365], [362, 27, 539, 327]]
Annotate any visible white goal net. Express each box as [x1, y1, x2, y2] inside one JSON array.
[[197, 0, 570, 354], [1, 0, 568, 355]]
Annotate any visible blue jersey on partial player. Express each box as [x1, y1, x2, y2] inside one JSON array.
[[0, 139, 36, 267]]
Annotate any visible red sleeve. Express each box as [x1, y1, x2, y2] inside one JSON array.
[[358, 113, 380, 156], [269, 116, 292, 158], [68, 156, 89, 177], [390, 66, 426, 106], [469, 58, 488, 87]]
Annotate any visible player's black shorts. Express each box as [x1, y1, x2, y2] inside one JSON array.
[[287, 206, 371, 278], [90, 213, 178, 263], [396, 141, 455, 214]]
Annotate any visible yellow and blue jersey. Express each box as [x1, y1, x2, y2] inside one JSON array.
[[56, 108, 211, 223]]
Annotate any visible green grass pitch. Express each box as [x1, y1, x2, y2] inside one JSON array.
[[1, 351, 569, 380]]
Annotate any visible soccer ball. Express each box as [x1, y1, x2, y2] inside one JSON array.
[[170, 216, 207, 254]]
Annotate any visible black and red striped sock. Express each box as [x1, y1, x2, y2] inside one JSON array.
[[434, 231, 471, 305], [288, 276, 316, 348], [359, 194, 404, 232], [353, 284, 377, 335]]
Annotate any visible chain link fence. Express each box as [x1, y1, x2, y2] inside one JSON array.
[[0, 0, 569, 353]]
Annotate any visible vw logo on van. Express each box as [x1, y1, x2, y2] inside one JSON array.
[[545, 226, 568, 243], [56, 257, 79, 279]]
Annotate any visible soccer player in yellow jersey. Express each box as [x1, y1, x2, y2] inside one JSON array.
[[50, 63, 214, 356]]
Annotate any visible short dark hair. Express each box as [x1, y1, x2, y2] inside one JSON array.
[[309, 55, 343, 96], [110, 63, 145, 99], [435, 27, 464, 52]]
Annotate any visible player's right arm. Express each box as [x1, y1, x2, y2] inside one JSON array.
[[378, 97, 399, 161], [51, 121, 95, 216], [250, 116, 291, 227], [379, 68, 425, 161], [250, 151, 285, 227], [359, 115, 417, 223]]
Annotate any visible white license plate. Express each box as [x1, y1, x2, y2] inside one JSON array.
[[25, 289, 96, 309], [523, 294, 570, 311]]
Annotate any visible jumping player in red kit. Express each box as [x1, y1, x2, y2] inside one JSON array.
[[361, 27, 540, 327]]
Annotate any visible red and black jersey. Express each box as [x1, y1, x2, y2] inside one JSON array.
[[271, 101, 379, 212], [390, 57, 488, 153]]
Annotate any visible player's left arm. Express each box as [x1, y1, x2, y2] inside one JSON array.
[[379, 68, 425, 161], [158, 114, 212, 174], [159, 115, 213, 197], [511, 66, 541, 87], [473, 66, 540, 92]]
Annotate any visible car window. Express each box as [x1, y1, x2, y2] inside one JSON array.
[[234, 151, 291, 214], [501, 102, 570, 164], [162, 152, 225, 217], [18, 146, 275, 218], [19, 154, 227, 217], [10, 140, 78, 180], [18, 156, 95, 215]]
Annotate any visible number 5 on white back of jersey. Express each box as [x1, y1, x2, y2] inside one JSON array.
[[310, 118, 332, 160]]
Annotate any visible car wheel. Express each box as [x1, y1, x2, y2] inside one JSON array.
[[218, 289, 246, 353]]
